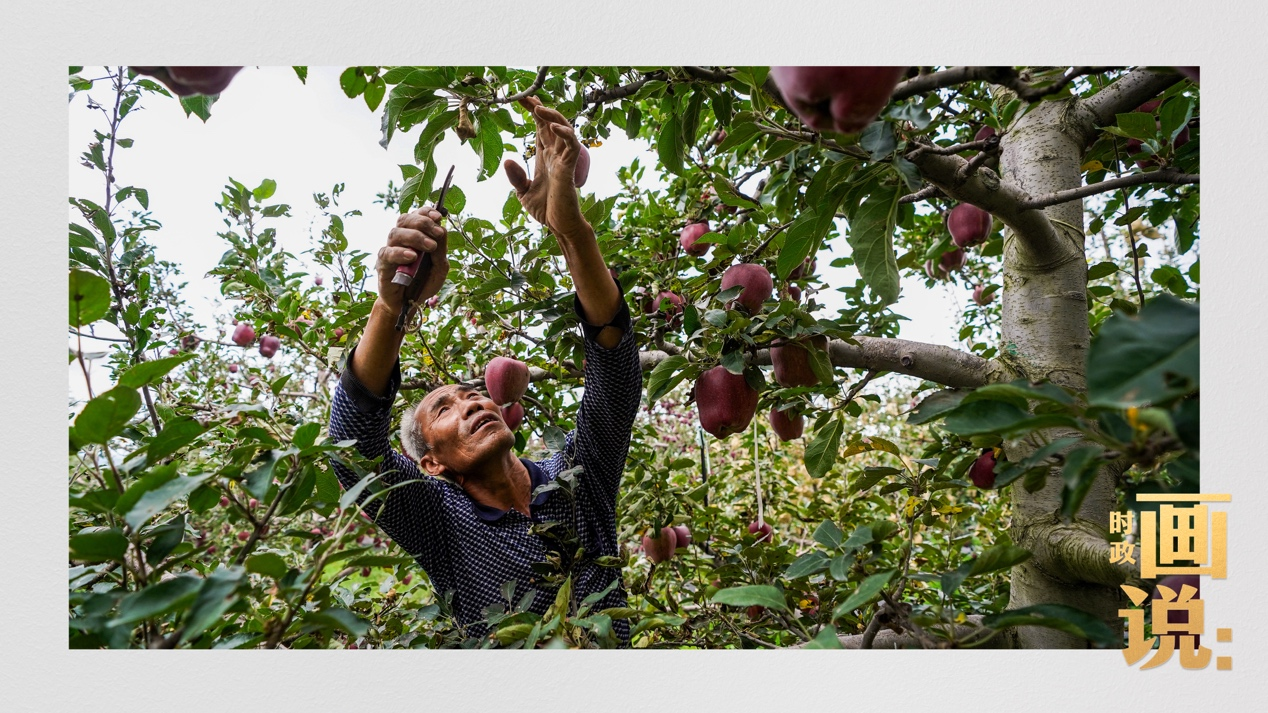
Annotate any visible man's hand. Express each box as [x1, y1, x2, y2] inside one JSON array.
[[503, 97, 591, 240], [375, 207, 449, 314]]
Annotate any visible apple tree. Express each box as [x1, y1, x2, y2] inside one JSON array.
[[68, 65, 1198, 649]]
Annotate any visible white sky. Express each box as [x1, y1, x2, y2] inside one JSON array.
[[68, 65, 982, 402]]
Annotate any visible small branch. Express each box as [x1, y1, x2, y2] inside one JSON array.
[[898, 184, 942, 205], [682, 66, 734, 83], [892, 66, 1114, 104], [1027, 519, 1144, 589], [483, 66, 549, 105], [793, 614, 1007, 649], [69, 328, 130, 344], [907, 138, 995, 158], [585, 70, 667, 106], [1017, 168, 1199, 210]]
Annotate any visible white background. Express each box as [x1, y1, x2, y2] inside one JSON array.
[[6, 1, 1264, 711]]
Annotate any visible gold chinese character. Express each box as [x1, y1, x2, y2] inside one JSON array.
[[1110, 510, 1135, 535], [1110, 540, 1137, 565], [1138, 494, 1228, 579], [1121, 584, 1212, 669]]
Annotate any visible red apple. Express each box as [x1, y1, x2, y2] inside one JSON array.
[[771, 335, 830, 388], [248, 498, 259, 509], [974, 125, 996, 142], [925, 248, 967, 280], [721, 263, 774, 314], [228, 364, 239, 373], [502, 402, 525, 431], [672, 525, 692, 550], [485, 357, 529, 405], [258, 335, 281, 358], [237, 530, 250, 541], [334, 327, 345, 338], [574, 144, 591, 187], [769, 407, 804, 441], [219, 496, 230, 507], [232, 323, 256, 347], [680, 221, 712, 257], [747, 605, 766, 620], [168, 348, 179, 355], [969, 448, 997, 489], [642, 527, 678, 563], [972, 284, 994, 306], [948, 203, 992, 248], [426, 296, 440, 308], [651, 291, 685, 319], [133, 66, 242, 96], [769, 66, 907, 134], [696, 366, 760, 438], [787, 285, 802, 302], [402, 574, 413, 586], [314, 275, 324, 286], [748, 520, 773, 543]]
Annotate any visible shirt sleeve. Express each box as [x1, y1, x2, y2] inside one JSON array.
[[327, 345, 450, 572], [566, 292, 643, 503]]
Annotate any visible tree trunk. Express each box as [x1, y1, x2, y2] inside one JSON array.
[[996, 98, 1120, 648]]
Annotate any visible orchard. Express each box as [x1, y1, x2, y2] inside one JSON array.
[[68, 65, 1198, 650]]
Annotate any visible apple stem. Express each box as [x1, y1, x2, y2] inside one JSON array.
[[753, 417, 764, 527]]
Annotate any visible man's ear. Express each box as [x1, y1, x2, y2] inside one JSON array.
[[418, 451, 447, 478]]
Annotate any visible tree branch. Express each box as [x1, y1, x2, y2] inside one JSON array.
[[793, 614, 1010, 649], [642, 336, 1007, 389], [893, 66, 1115, 103], [1025, 519, 1144, 589], [488, 66, 549, 105], [585, 70, 667, 106], [904, 145, 1071, 265], [1018, 168, 1199, 210], [1083, 68, 1184, 128]]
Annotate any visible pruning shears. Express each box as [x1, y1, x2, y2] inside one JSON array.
[[394, 165, 455, 331]]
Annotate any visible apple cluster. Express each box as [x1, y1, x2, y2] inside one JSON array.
[[485, 356, 530, 431]]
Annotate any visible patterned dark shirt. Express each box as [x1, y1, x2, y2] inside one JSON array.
[[327, 295, 642, 645]]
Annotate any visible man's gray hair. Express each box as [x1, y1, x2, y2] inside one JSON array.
[[399, 401, 431, 461]]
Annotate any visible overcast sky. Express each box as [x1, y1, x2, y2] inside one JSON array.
[[68, 66, 983, 402]]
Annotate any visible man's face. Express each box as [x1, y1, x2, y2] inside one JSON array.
[[415, 384, 514, 477]]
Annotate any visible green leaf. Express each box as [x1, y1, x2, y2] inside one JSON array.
[[252, 178, 277, 201], [364, 77, 387, 112], [1087, 261, 1119, 281], [858, 121, 896, 159], [1115, 112, 1158, 142], [940, 400, 1030, 436], [119, 354, 192, 389], [112, 574, 201, 626], [803, 625, 844, 649], [908, 389, 967, 425], [244, 451, 284, 501], [711, 585, 789, 611], [982, 604, 1117, 648], [1087, 295, 1198, 407], [292, 422, 322, 450], [804, 418, 843, 479], [846, 184, 901, 305], [70, 528, 129, 562], [1059, 445, 1105, 520], [246, 552, 289, 580], [302, 608, 369, 637], [968, 541, 1032, 577], [656, 114, 686, 176], [69, 269, 111, 327], [147, 417, 205, 462], [831, 570, 897, 620], [775, 212, 818, 280], [75, 387, 142, 444], [180, 567, 245, 644], [784, 551, 830, 579], [812, 519, 844, 549], [712, 178, 759, 210], [645, 355, 690, 404], [542, 425, 568, 454], [146, 513, 186, 564], [179, 94, 218, 122], [475, 113, 504, 178], [126, 474, 212, 530]]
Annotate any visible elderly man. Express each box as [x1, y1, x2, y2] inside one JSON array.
[[328, 97, 642, 646]]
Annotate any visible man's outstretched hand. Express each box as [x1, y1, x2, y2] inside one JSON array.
[[374, 207, 449, 315], [503, 97, 590, 240]]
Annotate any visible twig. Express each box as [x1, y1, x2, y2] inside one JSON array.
[[898, 185, 942, 205], [1017, 167, 1199, 210], [481, 66, 550, 105], [585, 70, 667, 106]]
